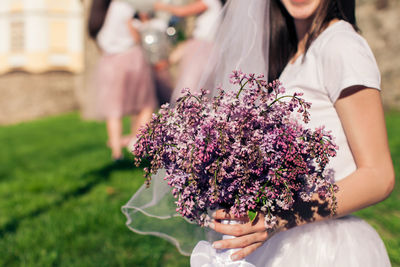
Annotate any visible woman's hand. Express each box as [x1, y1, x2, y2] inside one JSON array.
[[153, 2, 167, 11], [153, 1, 208, 17], [126, 19, 141, 44], [209, 210, 273, 261]]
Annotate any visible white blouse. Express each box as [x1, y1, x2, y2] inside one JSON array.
[[97, 1, 136, 54], [193, 0, 222, 42], [279, 20, 380, 181]]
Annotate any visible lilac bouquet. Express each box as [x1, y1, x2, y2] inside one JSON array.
[[133, 71, 338, 229]]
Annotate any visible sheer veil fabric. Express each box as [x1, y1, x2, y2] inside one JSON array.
[[121, 0, 271, 256], [198, 0, 270, 94]]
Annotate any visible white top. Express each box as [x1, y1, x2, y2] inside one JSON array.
[[97, 1, 136, 54], [279, 20, 380, 182], [131, 17, 168, 33], [193, 0, 222, 42]]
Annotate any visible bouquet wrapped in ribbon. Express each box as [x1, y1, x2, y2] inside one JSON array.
[[133, 71, 338, 229]]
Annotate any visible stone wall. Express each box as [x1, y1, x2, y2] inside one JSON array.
[[357, 0, 400, 110], [0, 72, 81, 124]]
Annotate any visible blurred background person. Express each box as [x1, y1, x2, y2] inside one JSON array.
[[88, 0, 157, 160], [132, 11, 175, 106], [153, 0, 224, 101], [88, 0, 111, 39]]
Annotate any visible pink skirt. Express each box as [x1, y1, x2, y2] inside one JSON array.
[[153, 66, 174, 105], [171, 39, 213, 102], [93, 47, 157, 119]]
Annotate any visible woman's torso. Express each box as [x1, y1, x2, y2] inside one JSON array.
[[279, 20, 380, 182], [97, 1, 136, 54]]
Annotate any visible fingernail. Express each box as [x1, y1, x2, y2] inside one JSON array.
[[212, 242, 222, 249], [231, 254, 239, 261], [209, 223, 215, 229]]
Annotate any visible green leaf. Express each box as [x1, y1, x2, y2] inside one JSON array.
[[247, 210, 258, 222]]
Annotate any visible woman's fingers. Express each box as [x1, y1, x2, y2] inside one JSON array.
[[153, 2, 164, 10], [212, 209, 244, 220], [212, 209, 233, 219], [230, 242, 264, 261], [212, 231, 268, 250], [210, 210, 266, 236], [208, 210, 270, 260], [211, 219, 266, 236]]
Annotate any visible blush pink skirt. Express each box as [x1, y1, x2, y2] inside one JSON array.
[[93, 46, 157, 119]]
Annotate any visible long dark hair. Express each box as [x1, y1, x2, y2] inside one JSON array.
[[268, 0, 358, 81], [88, 0, 112, 39]]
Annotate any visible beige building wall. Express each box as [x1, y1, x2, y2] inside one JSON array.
[[0, 0, 88, 124], [0, 0, 84, 74]]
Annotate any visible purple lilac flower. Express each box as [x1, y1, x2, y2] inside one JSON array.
[[133, 72, 338, 227]]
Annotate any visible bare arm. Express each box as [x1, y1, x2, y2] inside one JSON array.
[[210, 87, 395, 260], [154, 1, 208, 17], [127, 19, 141, 44], [333, 87, 394, 213]]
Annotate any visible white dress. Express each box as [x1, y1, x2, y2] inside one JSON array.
[[193, 0, 222, 42], [96, 1, 136, 55], [190, 21, 391, 267]]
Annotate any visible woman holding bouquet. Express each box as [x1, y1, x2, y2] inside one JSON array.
[[192, 0, 395, 266], [123, 0, 395, 266]]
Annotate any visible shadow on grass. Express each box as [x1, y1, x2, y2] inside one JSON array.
[[0, 159, 134, 238]]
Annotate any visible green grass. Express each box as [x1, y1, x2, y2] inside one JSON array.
[[0, 112, 399, 266], [0, 114, 188, 267]]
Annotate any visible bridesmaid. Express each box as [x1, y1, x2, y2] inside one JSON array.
[[91, 0, 157, 160], [153, 0, 224, 101], [132, 11, 174, 106]]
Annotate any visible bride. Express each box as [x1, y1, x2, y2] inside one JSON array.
[[123, 0, 395, 266]]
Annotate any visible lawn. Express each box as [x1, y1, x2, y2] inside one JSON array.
[[0, 112, 399, 266]]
